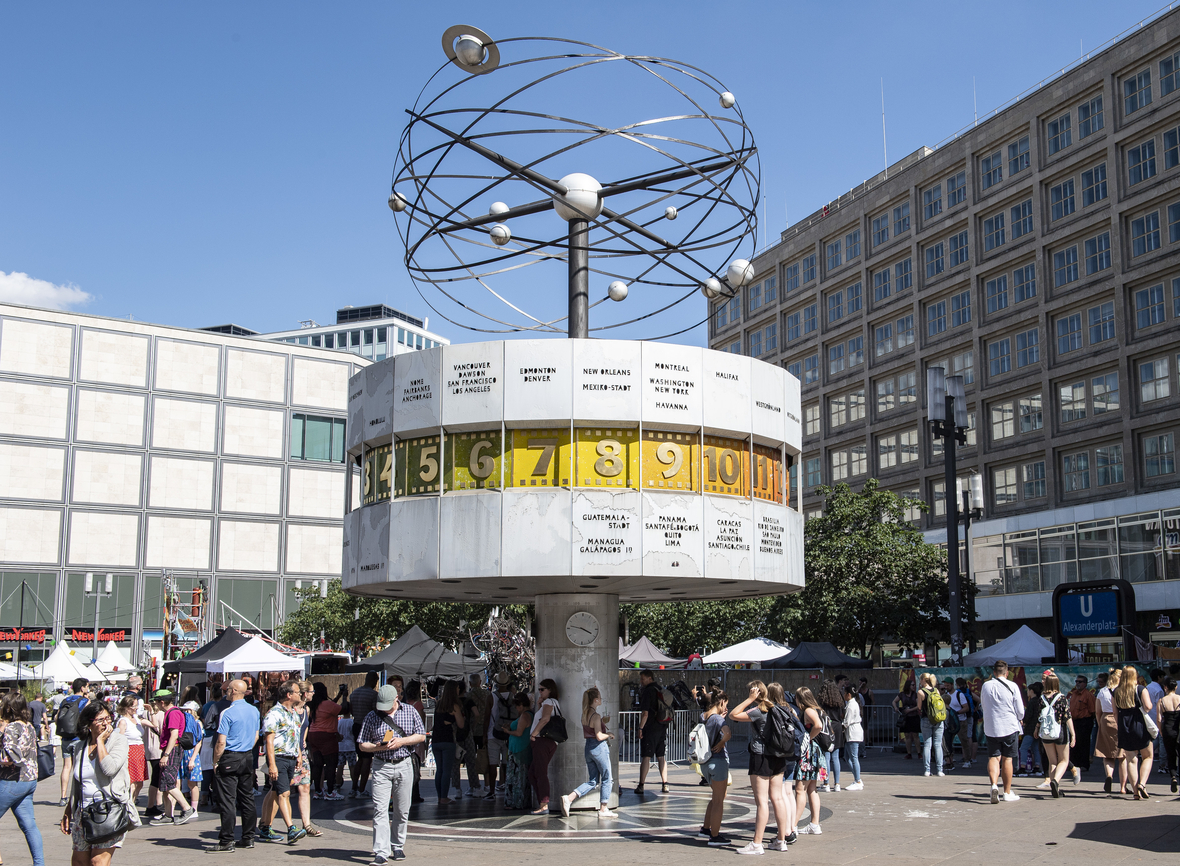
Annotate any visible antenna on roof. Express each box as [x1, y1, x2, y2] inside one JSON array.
[[880, 79, 888, 178], [973, 77, 978, 126]]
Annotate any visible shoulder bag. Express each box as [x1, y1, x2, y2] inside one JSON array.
[[539, 700, 568, 743], [1139, 687, 1160, 739], [74, 744, 132, 844]]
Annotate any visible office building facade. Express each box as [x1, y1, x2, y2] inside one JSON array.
[[0, 302, 369, 666], [711, 10, 1180, 648], [263, 303, 449, 361]]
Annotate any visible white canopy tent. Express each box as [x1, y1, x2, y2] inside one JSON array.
[[206, 636, 300, 673], [962, 625, 1055, 667], [95, 641, 134, 680], [0, 660, 37, 680], [31, 640, 104, 686], [702, 637, 790, 666]]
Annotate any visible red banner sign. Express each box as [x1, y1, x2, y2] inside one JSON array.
[[68, 628, 128, 643], [0, 627, 47, 643]]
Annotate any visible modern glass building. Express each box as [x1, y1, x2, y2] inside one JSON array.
[[0, 302, 372, 668], [261, 303, 449, 361], [711, 9, 1180, 649]]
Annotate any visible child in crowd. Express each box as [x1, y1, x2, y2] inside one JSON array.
[[337, 703, 359, 796]]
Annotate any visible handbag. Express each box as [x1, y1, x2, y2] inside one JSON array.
[[539, 701, 567, 743], [74, 746, 133, 844], [37, 742, 55, 781], [1139, 687, 1160, 739]]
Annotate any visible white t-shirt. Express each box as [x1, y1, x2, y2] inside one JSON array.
[[530, 698, 560, 735], [1096, 686, 1114, 714], [980, 676, 1024, 739], [118, 715, 143, 745], [949, 689, 972, 720], [79, 753, 101, 805], [338, 717, 356, 752]]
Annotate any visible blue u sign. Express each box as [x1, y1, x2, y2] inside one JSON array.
[[1059, 590, 1120, 637]]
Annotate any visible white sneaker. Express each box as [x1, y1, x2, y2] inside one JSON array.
[[923, 771, 931, 777], [845, 781, 864, 791], [736, 842, 765, 855], [820, 783, 830, 792], [597, 808, 618, 818], [1035, 781, 1051, 789], [834, 784, 841, 792], [937, 771, 945, 777], [768, 840, 789, 851], [1001, 792, 1020, 802], [801, 823, 822, 835], [560, 794, 571, 817], [990, 784, 999, 804]]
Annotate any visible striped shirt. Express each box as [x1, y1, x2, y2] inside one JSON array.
[[358, 706, 425, 763]]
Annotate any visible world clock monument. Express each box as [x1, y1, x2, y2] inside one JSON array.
[[342, 27, 804, 810]]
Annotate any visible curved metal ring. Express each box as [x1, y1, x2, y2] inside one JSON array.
[[440, 25, 501, 75]]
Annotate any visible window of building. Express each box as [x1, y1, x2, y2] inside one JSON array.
[[1096, 444, 1124, 486], [987, 275, 1008, 313], [1079, 95, 1104, 138], [1020, 394, 1043, 433], [1016, 328, 1040, 367], [828, 388, 865, 427], [954, 349, 975, 385], [1170, 202, 1180, 242], [1082, 164, 1107, 206], [981, 150, 1002, 189], [872, 213, 889, 246], [802, 254, 816, 283], [900, 429, 919, 463], [1023, 461, 1047, 499], [785, 311, 801, 343], [784, 263, 800, 292], [786, 360, 801, 379], [927, 300, 946, 336], [1140, 356, 1170, 402], [989, 337, 1011, 376], [951, 289, 971, 328], [940, 170, 964, 207], [1048, 112, 1072, 155], [730, 341, 741, 354], [1008, 135, 1030, 176], [926, 242, 944, 278], [1175, 278, 1180, 317], [290, 414, 346, 463], [991, 401, 1015, 440], [803, 353, 819, 384], [848, 335, 864, 367], [1128, 139, 1157, 185], [875, 322, 893, 357], [994, 467, 1017, 504], [893, 202, 911, 235], [984, 212, 1005, 251], [765, 276, 777, 304], [876, 378, 894, 413], [873, 267, 891, 302], [1084, 232, 1111, 275], [846, 282, 862, 315], [803, 303, 818, 334], [1166, 127, 1180, 170], [1050, 179, 1076, 221], [896, 257, 913, 292], [1144, 432, 1176, 477], [1010, 198, 1034, 238], [1060, 380, 1086, 422], [1014, 264, 1036, 303], [805, 457, 822, 488], [899, 371, 916, 405], [1094, 371, 1120, 414], [1057, 313, 1082, 355], [846, 229, 861, 260], [1125, 69, 1153, 115], [896, 314, 914, 350], [805, 404, 820, 435], [748, 282, 763, 313], [749, 329, 763, 357], [1053, 245, 1079, 287], [1088, 301, 1115, 344], [1162, 50, 1180, 96], [828, 342, 844, 374], [827, 239, 841, 271], [1132, 212, 1161, 257], [1135, 283, 1166, 328], [1063, 451, 1090, 492], [765, 322, 778, 353], [949, 230, 969, 267], [830, 445, 868, 481], [827, 290, 843, 324], [924, 183, 943, 220]]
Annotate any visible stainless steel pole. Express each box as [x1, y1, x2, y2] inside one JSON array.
[[16, 581, 25, 687], [944, 395, 962, 665], [568, 217, 589, 339], [93, 592, 101, 666]]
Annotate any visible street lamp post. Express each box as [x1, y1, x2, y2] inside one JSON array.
[[959, 474, 984, 654], [927, 368, 969, 665], [84, 572, 113, 667]]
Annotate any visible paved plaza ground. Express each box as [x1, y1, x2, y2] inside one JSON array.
[[18, 752, 1179, 865]]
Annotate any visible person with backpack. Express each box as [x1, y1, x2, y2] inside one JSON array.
[[635, 669, 670, 795], [149, 690, 197, 826], [695, 689, 732, 847], [56, 677, 90, 808], [1035, 670, 1075, 798], [842, 683, 864, 790], [767, 683, 800, 836], [917, 673, 947, 777], [729, 681, 790, 854], [950, 677, 979, 768], [179, 701, 205, 807], [357, 683, 427, 866], [791, 687, 826, 836]]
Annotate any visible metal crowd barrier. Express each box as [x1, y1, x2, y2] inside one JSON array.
[[616, 709, 694, 763]]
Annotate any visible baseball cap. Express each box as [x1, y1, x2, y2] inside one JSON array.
[[152, 689, 174, 700], [181, 701, 200, 712], [375, 684, 398, 712]]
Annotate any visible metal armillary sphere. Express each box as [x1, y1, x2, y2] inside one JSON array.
[[390, 26, 760, 339]]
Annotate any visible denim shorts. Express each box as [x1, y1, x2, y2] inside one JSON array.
[[701, 755, 729, 785]]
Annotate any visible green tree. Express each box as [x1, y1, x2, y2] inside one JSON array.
[[278, 581, 529, 655], [619, 598, 773, 658], [768, 480, 948, 657]]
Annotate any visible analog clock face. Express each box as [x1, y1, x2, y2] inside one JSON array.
[[565, 611, 600, 647]]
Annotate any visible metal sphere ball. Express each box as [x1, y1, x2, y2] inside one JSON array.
[[701, 277, 722, 299], [455, 34, 486, 67], [727, 258, 754, 287], [608, 281, 629, 302], [664, 206, 678, 221], [489, 201, 510, 218], [719, 91, 736, 109], [553, 173, 604, 221], [388, 191, 408, 213], [490, 224, 512, 246]]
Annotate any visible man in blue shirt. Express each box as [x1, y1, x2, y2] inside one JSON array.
[[209, 678, 261, 853]]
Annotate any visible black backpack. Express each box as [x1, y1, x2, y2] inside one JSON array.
[[761, 704, 799, 758], [56, 696, 83, 739]]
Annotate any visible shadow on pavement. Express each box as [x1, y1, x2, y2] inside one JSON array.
[[1069, 814, 1180, 852]]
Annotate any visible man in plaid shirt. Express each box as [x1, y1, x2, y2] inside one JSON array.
[[358, 684, 426, 865]]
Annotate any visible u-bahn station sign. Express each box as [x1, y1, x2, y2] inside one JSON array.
[[341, 339, 804, 604]]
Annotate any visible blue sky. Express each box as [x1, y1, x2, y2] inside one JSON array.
[[0, 1, 1167, 344]]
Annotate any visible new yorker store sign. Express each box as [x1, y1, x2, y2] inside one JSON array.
[[0, 627, 48, 643]]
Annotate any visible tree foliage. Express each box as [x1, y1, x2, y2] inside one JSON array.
[[619, 598, 773, 658], [278, 581, 529, 656], [769, 480, 948, 657]]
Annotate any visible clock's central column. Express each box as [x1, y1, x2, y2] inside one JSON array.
[[534, 592, 620, 810]]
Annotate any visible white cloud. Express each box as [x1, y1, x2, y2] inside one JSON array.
[[0, 271, 93, 310]]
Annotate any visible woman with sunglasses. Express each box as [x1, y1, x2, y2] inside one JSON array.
[[1, 692, 44, 866], [60, 699, 142, 865]]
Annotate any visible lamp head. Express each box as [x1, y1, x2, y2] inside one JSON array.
[[926, 367, 946, 423], [946, 375, 967, 428]]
